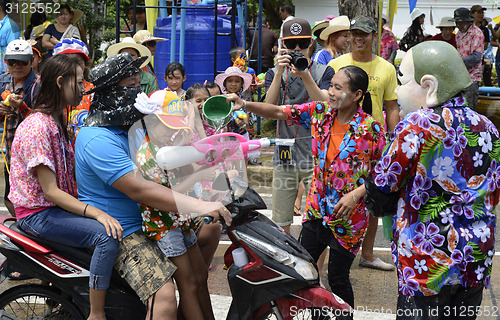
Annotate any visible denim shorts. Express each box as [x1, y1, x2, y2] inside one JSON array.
[[156, 228, 197, 258]]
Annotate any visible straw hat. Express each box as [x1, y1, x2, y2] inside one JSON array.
[[436, 16, 455, 28], [133, 30, 168, 45], [312, 20, 329, 38], [107, 37, 151, 68], [71, 8, 84, 23], [319, 16, 350, 40], [214, 67, 253, 93]]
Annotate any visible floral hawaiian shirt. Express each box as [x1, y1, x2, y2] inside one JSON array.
[[371, 97, 499, 296], [136, 134, 196, 241], [282, 101, 386, 255], [456, 24, 484, 82], [380, 26, 399, 61]]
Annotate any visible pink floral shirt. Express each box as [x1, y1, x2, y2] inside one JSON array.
[[9, 112, 75, 219], [456, 24, 484, 82], [282, 101, 386, 255], [380, 26, 399, 61]]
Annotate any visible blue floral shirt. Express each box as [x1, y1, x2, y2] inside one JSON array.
[[371, 97, 499, 296]]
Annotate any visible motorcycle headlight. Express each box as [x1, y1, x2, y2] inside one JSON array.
[[235, 231, 318, 280]]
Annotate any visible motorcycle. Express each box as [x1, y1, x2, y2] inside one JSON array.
[[0, 99, 351, 319], [0, 214, 146, 319]]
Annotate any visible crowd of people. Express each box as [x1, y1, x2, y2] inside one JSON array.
[[0, 1, 498, 320]]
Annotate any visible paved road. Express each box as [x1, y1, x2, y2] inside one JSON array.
[[0, 188, 498, 319]]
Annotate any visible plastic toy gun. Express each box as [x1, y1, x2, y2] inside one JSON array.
[[256, 73, 265, 82], [156, 132, 273, 170], [233, 110, 247, 120]]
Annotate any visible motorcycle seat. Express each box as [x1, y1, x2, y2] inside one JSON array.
[[9, 222, 92, 267]]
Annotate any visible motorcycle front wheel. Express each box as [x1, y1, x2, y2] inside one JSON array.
[[0, 284, 85, 320]]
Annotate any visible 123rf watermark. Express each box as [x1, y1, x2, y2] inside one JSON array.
[[290, 305, 499, 318]]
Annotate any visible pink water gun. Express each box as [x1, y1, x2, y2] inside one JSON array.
[[156, 133, 273, 170]]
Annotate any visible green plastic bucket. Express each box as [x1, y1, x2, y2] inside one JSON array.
[[202, 95, 232, 130]]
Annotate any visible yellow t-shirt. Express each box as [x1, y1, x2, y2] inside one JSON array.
[[328, 53, 398, 127]]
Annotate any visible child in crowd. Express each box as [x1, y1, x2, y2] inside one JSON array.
[[184, 83, 212, 136], [165, 62, 187, 98], [215, 67, 260, 164], [136, 90, 216, 320], [229, 46, 257, 96], [204, 81, 222, 97]]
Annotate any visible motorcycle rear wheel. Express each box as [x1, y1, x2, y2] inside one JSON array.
[[0, 284, 85, 320]]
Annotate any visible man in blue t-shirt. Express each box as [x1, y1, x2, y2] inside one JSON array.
[[75, 53, 230, 316]]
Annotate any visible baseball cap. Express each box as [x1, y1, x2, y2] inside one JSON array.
[[5, 40, 33, 63], [350, 15, 377, 33], [149, 90, 191, 130], [452, 8, 474, 22], [470, 5, 486, 13], [282, 18, 312, 39]]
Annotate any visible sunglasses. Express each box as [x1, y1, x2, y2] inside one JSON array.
[[144, 41, 156, 47], [283, 38, 310, 50], [6, 60, 29, 67]]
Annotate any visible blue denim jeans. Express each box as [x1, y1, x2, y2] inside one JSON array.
[[19, 206, 120, 290]]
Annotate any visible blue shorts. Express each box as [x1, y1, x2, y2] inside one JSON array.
[[156, 228, 197, 258]]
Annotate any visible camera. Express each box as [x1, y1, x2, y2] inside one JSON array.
[[284, 52, 308, 71]]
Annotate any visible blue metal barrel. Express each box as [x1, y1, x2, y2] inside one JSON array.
[[154, 5, 242, 90]]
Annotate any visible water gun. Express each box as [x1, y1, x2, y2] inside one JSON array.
[[256, 73, 265, 82], [233, 51, 248, 73], [156, 132, 273, 170], [1, 91, 11, 107]]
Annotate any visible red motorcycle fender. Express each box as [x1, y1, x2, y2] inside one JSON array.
[[256, 287, 352, 319]]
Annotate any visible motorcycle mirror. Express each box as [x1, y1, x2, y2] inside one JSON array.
[[212, 172, 231, 191]]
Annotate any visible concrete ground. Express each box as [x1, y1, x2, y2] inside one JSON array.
[[0, 159, 499, 319]]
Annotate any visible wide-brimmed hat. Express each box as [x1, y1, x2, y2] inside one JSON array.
[[436, 16, 455, 28], [452, 8, 474, 23], [214, 67, 253, 93], [87, 52, 148, 93], [149, 90, 190, 130], [5, 40, 33, 63], [312, 20, 329, 38], [133, 30, 168, 45], [319, 16, 350, 40], [107, 37, 151, 68], [411, 8, 425, 21], [53, 38, 90, 62], [71, 8, 84, 23], [282, 18, 312, 40]]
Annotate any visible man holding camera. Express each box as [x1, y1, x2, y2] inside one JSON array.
[[265, 18, 334, 234], [328, 15, 399, 271]]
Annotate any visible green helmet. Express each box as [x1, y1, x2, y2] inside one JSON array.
[[412, 41, 472, 105]]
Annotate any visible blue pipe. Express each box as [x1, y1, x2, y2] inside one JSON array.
[[170, 4, 178, 63], [179, 0, 187, 64], [159, 0, 168, 17], [479, 87, 500, 96]]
